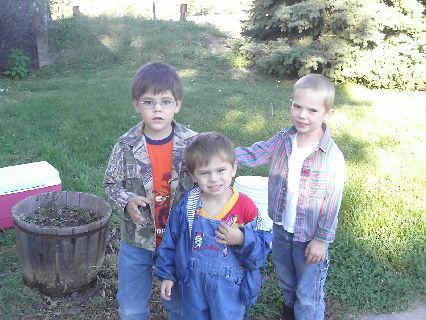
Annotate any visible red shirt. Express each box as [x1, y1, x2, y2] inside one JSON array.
[[145, 132, 173, 247], [198, 188, 257, 227]]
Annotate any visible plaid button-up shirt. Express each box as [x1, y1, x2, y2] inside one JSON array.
[[235, 125, 345, 242]]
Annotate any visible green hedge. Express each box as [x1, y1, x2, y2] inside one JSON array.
[[240, 0, 426, 90]]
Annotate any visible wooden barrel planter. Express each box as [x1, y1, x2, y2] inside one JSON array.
[[12, 191, 112, 297]]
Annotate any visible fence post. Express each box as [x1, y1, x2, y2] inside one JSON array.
[[152, 2, 156, 19], [72, 6, 80, 16], [180, 3, 187, 21]]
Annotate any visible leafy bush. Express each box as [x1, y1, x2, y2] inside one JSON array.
[[4, 48, 30, 80], [241, 0, 426, 90]]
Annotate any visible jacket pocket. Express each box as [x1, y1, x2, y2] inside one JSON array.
[[125, 164, 141, 178], [125, 164, 146, 196]]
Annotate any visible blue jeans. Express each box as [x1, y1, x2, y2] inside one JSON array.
[[272, 224, 329, 320], [117, 242, 181, 320], [183, 214, 245, 319]]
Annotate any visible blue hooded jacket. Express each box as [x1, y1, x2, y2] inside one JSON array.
[[155, 188, 272, 308]]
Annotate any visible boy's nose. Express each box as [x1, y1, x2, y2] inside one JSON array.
[[153, 102, 162, 111], [209, 172, 219, 181]]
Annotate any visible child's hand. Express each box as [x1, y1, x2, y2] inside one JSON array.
[[160, 280, 174, 301], [305, 239, 326, 264], [125, 196, 152, 226], [216, 222, 244, 246]]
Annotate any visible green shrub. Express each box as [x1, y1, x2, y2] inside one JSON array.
[[241, 0, 426, 90], [4, 48, 30, 80]]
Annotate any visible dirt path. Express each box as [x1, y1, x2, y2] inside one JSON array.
[[187, 13, 247, 38], [356, 300, 426, 320]]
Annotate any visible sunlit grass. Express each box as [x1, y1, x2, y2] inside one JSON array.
[[327, 86, 426, 310]]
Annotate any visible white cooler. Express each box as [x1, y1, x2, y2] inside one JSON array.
[[0, 161, 62, 229], [234, 176, 273, 231]]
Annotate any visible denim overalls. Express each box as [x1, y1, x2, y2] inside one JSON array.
[[183, 213, 246, 319]]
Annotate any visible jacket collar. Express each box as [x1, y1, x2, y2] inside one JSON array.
[[118, 120, 196, 147]]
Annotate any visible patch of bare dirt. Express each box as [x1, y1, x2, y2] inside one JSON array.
[[24, 204, 100, 227], [10, 225, 362, 320], [207, 35, 227, 54]]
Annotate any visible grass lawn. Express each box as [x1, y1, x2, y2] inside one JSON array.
[[0, 15, 425, 319]]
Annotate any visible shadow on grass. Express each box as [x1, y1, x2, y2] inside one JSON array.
[[333, 131, 370, 165], [326, 178, 425, 313]]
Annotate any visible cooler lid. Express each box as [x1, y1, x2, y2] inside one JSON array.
[[234, 175, 268, 190], [0, 161, 61, 195]]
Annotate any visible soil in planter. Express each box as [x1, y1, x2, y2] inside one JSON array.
[[24, 203, 101, 227]]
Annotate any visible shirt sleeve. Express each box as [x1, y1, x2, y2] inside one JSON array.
[[230, 193, 271, 269], [240, 194, 258, 225], [235, 132, 281, 167], [315, 151, 346, 242], [104, 143, 138, 215]]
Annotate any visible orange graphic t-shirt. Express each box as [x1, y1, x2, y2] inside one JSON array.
[[145, 132, 173, 247]]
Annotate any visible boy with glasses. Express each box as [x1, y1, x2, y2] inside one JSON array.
[[104, 61, 197, 319], [236, 74, 346, 320]]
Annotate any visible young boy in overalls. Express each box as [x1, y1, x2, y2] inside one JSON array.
[[155, 132, 272, 319]]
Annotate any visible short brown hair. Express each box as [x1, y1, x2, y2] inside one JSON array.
[[185, 132, 236, 174], [131, 62, 183, 101], [293, 73, 335, 111]]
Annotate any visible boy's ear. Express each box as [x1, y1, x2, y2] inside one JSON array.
[[232, 161, 238, 177], [174, 99, 182, 113], [189, 172, 196, 183], [324, 108, 335, 121], [132, 99, 140, 112]]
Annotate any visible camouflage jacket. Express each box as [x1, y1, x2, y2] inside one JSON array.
[[104, 120, 198, 251]]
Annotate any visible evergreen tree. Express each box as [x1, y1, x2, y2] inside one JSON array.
[[241, 0, 426, 90]]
